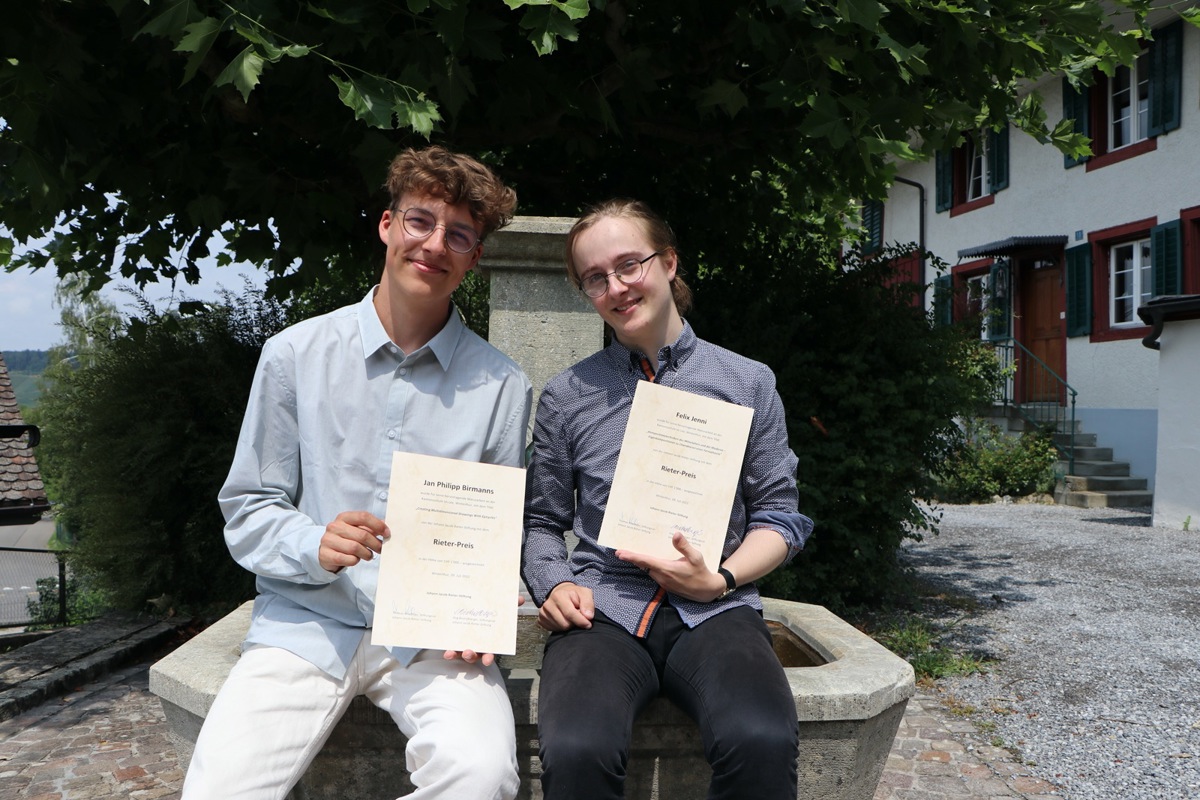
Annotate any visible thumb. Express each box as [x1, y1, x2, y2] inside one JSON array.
[[672, 531, 702, 562]]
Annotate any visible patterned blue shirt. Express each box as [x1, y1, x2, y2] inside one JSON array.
[[219, 289, 532, 679], [522, 321, 812, 637]]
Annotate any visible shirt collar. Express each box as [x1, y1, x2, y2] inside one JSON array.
[[356, 287, 465, 371], [608, 319, 697, 375], [357, 288, 393, 358]]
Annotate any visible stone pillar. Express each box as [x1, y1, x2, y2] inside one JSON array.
[[481, 216, 601, 404]]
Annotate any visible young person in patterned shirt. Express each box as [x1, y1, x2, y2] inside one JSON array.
[[522, 198, 814, 800]]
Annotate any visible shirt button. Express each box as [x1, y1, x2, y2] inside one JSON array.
[[387, 344, 398, 354], [399, 367, 409, 376], [387, 429, 397, 439], [378, 490, 388, 501]]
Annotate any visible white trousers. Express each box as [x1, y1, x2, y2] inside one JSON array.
[[181, 640, 519, 800]]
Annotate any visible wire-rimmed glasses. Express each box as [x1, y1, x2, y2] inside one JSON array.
[[395, 207, 481, 254], [579, 250, 665, 298]]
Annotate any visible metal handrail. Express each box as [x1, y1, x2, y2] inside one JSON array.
[[989, 338, 1078, 475]]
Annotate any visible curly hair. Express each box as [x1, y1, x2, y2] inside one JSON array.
[[565, 198, 693, 316], [383, 146, 517, 240]]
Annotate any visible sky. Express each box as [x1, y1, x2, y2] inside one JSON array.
[[1, 260, 269, 353]]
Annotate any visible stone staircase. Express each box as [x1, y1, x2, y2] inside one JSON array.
[[979, 405, 1154, 509]]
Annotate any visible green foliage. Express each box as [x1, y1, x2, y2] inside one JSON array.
[[872, 618, 986, 682], [1, 1, 1154, 294], [33, 286, 290, 613], [934, 423, 1059, 503], [691, 243, 997, 609], [25, 571, 113, 630]]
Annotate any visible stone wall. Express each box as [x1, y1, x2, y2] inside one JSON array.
[[150, 599, 914, 800]]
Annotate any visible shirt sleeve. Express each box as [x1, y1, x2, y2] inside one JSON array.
[[741, 364, 813, 562], [217, 337, 337, 585], [521, 381, 579, 605], [484, 370, 533, 469]]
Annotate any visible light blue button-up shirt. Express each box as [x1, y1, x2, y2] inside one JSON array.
[[219, 289, 532, 678]]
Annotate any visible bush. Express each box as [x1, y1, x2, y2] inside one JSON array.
[[690, 243, 998, 610], [34, 286, 289, 614], [25, 570, 113, 629], [934, 422, 1058, 503]]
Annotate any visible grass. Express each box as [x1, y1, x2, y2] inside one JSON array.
[[845, 571, 990, 686], [870, 618, 987, 685]]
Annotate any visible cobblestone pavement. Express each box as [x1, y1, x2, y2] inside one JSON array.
[[0, 662, 182, 800], [876, 687, 1061, 800], [0, 656, 1061, 800]]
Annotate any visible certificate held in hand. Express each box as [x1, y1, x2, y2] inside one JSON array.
[[371, 451, 526, 656], [598, 381, 754, 569]]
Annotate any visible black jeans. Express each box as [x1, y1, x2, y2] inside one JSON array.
[[537, 604, 799, 800]]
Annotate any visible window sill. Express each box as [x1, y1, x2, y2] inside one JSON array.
[[948, 194, 995, 218], [1084, 137, 1157, 172], [1090, 323, 1153, 343]]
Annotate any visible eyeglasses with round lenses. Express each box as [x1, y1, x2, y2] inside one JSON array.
[[580, 250, 665, 298], [397, 207, 481, 254]]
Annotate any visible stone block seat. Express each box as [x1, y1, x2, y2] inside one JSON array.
[[150, 597, 914, 800]]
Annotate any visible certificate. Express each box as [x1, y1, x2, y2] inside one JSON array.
[[371, 451, 526, 655], [598, 381, 754, 569]]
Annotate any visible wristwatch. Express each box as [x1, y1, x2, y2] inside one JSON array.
[[716, 566, 737, 600]]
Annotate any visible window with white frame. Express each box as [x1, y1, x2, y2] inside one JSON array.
[[934, 126, 1009, 212], [966, 274, 990, 339], [964, 138, 988, 201], [1061, 20, 1182, 171], [1109, 238, 1153, 325], [1109, 51, 1150, 150]]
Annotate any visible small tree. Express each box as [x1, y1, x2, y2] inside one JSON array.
[[691, 244, 997, 609], [34, 286, 289, 613]]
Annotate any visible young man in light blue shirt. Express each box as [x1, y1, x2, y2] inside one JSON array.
[[183, 146, 532, 800]]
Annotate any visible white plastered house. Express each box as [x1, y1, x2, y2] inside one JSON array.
[[871, 9, 1200, 507]]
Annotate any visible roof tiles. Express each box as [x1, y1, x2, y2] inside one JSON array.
[[0, 352, 50, 518]]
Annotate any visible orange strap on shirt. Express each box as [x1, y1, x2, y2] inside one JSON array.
[[633, 355, 666, 638]]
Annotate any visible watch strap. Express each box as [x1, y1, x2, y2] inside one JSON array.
[[717, 566, 737, 599]]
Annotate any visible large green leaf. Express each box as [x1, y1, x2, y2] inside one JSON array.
[[330, 74, 399, 129], [698, 80, 749, 118], [175, 16, 225, 85], [518, 5, 579, 55], [395, 97, 442, 138], [214, 46, 266, 102], [136, 0, 202, 39]]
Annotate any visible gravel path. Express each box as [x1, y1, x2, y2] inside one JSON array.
[[901, 501, 1200, 800]]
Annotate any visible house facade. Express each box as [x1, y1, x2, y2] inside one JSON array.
[[877, 10, 1200, 491]]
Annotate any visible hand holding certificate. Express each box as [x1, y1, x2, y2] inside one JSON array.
[[371, 452, 525, 656], [599, 381, 754, 569]]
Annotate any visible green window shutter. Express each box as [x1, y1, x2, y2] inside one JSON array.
[[935, 150, 952, 212], [1061, 78, 1090, 169], [1065, 243, 1093, 337], [987, 260, 1011, 340], [1148, 20, 1183, 137], [987, 126, 1010, 192], [862, 200, 884, 253], [1151, 219, 1182, 297], [933, 274, 953, 326]]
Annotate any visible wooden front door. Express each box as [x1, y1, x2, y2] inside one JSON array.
[[1016, 256, 1067, 404]]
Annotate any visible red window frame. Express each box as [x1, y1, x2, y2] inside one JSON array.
[[1087, 217, 1157, 342]]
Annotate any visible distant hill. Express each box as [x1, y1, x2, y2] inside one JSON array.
[[3, 350, 50, 409], [4, 350, 50, 372]]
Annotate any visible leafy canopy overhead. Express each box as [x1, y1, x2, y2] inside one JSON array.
[[1, 0, 1151, 292]]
